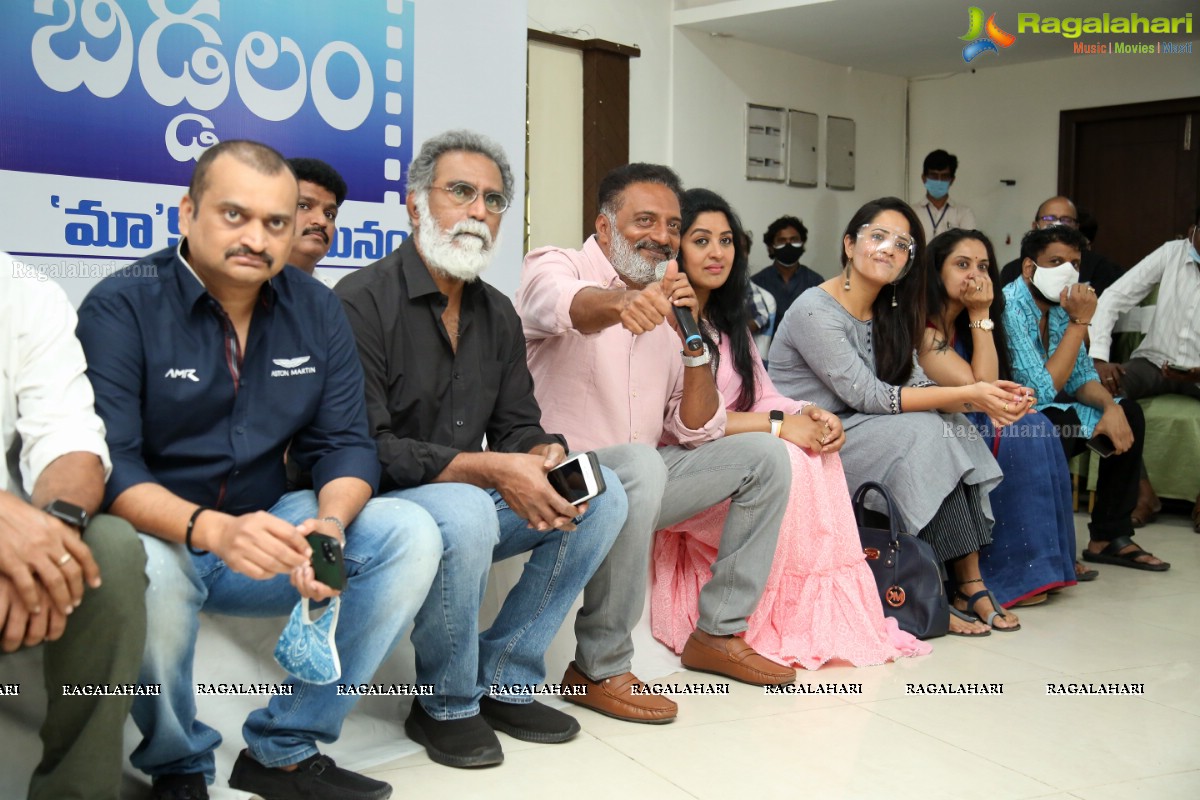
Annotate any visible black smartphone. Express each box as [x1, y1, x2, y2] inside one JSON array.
[[306, 533, 347, 590], [547, 452, 606, 505], [1086, 434, 1116, 458]]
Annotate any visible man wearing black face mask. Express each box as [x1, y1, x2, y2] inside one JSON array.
[[750, 217, 822, 340]]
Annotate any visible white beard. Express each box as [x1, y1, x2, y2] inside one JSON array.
[[414, 193, 498, 282], [607, 221, 662, 285]]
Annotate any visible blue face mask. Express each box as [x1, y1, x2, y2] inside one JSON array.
[[274, 597, 342, 685], [924, 178, 951, 199]]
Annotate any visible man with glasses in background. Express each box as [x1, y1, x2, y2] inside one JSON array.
[[1000, 196, 1121, 295], [336, 130, 631, 769]]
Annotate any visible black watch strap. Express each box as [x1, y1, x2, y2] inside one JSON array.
[[44, 499, 89, 532]]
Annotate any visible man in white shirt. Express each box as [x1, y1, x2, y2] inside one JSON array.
[[914, 149, 977, 242], [0, 251, 146, 800], [1089, 214, 1200, 531]]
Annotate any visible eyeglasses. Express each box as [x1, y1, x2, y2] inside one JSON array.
[[858, 225, 915, 263], [434, 182, 509, 215], [1036, 214, 1078, 228]]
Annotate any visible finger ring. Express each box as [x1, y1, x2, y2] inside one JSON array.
[[1003, 402, 1010, 412], [58, 553, 72, 565], [976, 286, 983, 292]]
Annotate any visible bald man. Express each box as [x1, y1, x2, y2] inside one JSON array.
[[999, 196, 1122, 295]]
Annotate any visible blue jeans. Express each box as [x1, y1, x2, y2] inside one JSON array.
[[385, 463, 627, 720], [129, 491, 440, 780]]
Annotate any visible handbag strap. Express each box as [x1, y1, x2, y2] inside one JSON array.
[[851, 481, 902, 547]]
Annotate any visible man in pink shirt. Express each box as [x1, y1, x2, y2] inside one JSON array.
[[516, 164, 794, 725]]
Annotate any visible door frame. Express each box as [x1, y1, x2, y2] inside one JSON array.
[[1059, 96, 1200, 232]]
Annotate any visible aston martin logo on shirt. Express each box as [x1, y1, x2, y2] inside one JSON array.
[[271, 356, 316, 377]]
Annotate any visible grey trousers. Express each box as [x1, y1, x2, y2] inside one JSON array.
[[579, 433, 791, 680], [1120, 357, 1200, 402]]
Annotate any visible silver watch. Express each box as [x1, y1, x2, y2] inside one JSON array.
[[680, 344, 710, 368], [968, 318, 995, 331]]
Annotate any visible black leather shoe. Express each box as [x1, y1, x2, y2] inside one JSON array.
[[404, 700, 503, 768], [228, 750, 391, 799], [151, 773, 208, 800], [479, 696, 580, 743]]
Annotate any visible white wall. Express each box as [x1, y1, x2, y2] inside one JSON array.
[[908, 53, 1200, 266], [525, 2, 911, 273], [670, 29, 909, 275], [527, 0, 673, 166], [412, 0, 529, 295]]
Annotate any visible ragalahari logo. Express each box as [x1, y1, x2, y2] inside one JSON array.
[[960, 7, 1016, 62]]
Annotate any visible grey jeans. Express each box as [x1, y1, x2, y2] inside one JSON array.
[[578, 433, 791, 679]]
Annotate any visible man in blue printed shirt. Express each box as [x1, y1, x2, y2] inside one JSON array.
[[76, 141, 441, 800], [1002, 226, 1168, 573]]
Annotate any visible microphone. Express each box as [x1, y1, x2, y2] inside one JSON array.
[[655, 260, 704, 351]]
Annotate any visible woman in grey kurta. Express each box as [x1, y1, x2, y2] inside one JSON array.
[[768, 198, 1034, 634]]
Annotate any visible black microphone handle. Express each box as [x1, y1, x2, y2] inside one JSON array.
[[673, 305, 704, 352]]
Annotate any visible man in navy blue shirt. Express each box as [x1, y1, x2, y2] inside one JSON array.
[[76, 141, 440, 800], [750, 215, 822, 335]]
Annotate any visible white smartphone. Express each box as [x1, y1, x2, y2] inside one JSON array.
[[547, 452, 606, 505]]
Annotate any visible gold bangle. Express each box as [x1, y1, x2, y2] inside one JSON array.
[[1070, 318, 1091, 326]]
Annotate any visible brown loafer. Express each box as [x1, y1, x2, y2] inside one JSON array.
[[680, 630, 795, 686], [1013, 592, 1048, 607], [560, 662, 677, 724]]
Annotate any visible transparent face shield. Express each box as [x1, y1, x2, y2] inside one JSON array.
[[856, 224, 916, 282]]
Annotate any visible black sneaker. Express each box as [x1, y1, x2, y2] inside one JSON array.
[[404, 700, 503, 768], [151, 773, 208, 800], [479, 696, 581, 743], [228, 750, 391, 800]]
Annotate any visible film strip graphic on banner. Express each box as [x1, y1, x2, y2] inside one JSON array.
[[1, 0, 413, 281]]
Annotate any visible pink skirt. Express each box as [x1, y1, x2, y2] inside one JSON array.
[[652, 444, 932, 670]]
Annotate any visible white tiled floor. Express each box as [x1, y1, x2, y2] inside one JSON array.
[[356, 512, 1200, 800]]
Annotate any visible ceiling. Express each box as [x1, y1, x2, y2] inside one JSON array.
[[672, 0, 1200, 78]]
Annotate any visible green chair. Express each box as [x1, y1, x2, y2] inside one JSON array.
[[1077, 284, 1200, 504]]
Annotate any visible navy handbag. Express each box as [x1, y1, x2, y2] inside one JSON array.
[[852, 481, 949, 640]]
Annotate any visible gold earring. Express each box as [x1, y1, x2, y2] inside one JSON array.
[[843, 267, 851, 290]]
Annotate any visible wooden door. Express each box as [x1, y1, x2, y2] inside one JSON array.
[[1059, 97, 1200, 269]]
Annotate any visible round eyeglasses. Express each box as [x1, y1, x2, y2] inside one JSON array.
[[434, 182, 510, 215]]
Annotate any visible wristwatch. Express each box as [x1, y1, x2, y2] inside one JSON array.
[[44, 499, 89, 532], [968, 318, 995, 331], [680, 343, 710, 368], [769, 409, 784, 437]]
